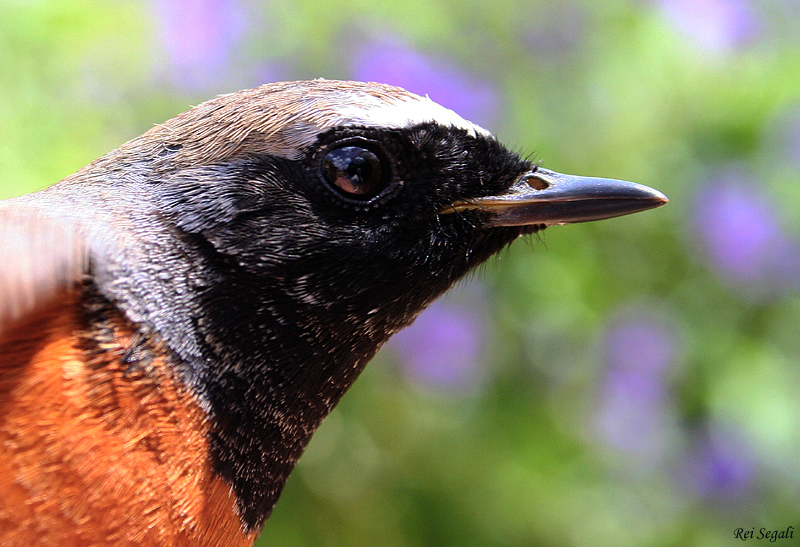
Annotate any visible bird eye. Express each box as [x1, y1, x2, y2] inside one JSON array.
[[321, 145, 389, 199]]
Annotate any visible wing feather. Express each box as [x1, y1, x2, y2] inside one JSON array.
[[0, 206, 87, 334]]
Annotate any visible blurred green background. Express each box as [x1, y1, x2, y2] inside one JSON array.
[[2, 0, 800, 545]]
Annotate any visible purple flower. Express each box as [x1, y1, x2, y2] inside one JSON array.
[[389, 286, 488, 393], [659, 0, 760, 55], [351, 40, 500, 130], [686, 424, 755, 499], [604, 319, 677, 375], [692, 173, 800, 295], [594, 310, 679, 458], [151, 0, 248, 91]]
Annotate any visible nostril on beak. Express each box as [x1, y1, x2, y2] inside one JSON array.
[[520, 173, 549, 191]]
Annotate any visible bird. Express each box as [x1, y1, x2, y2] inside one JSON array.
[[0, 79, 667, 547]]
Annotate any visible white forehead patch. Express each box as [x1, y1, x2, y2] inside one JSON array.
[[147, 80, 494, 164], [334, 91, 492, 138]]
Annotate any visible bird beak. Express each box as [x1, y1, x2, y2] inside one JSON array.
[[441, 168, 668, 227]]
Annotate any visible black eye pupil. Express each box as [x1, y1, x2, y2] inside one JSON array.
[[322, 146, 385, 197]]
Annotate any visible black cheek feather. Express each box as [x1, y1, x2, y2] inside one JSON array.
[[149, 125, 535, 529]]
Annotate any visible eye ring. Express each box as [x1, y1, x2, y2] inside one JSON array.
[[315, 137, 401, 207]]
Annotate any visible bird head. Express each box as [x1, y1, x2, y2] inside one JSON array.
[[81, 80, 665, 350]]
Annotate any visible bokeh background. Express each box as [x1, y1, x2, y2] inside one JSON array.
[[2, 0, 800, 545]]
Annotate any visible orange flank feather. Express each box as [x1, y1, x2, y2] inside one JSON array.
[[0, 288, 256, 547]]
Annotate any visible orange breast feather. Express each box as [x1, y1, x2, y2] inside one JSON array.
[[0, 289, 256, 547]]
